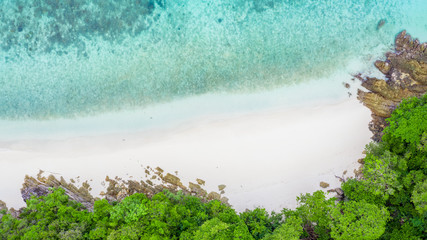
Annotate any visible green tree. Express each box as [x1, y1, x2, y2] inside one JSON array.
[[0, 188, 92, 239], [240, 208, 274, 239], [293, 191, 334, 239], [262, 216, 303, 240], [383, 94, 427, 170], [192, 218, 254, 240], [329, 200, 389, 240], [342, 151, 403, 205], [412, 179, 427, 216]]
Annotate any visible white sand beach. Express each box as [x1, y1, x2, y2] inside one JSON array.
[[0, 94, 371, 212]]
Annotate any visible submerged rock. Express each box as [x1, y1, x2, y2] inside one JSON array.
[[376, 19, 386, 30], [357, 31, 427, 141]]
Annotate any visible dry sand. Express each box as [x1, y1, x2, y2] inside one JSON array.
[[0, 97, 371, 212]]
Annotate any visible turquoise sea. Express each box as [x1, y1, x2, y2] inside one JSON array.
[[0, 0, 426, 125]]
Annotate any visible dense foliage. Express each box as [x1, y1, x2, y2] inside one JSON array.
[[1, 94, 426, 239], [341, 94, 427, 239]]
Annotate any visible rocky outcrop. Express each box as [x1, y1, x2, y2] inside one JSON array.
[[18, 168, 229, 214], [100, 166, 229, 205], [21, 171, 95, 211], [357, 31, 427, 141], [100, 175, 161, 203]]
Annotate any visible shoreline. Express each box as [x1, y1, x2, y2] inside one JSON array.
[[0, 96, 371, 212], [0, 65, 367, 141]]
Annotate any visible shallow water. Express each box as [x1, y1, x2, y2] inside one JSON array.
[[1, 0, 426, 120]]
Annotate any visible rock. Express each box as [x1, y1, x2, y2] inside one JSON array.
[[343, 82, 351, 88], [161, 173, 187, 191], [0, 200, 7, 210], [146, 180, 153, 186], [14, 168, 231, 216], [319, 181, 330, 188], [21, 182, 50, 202], [357, 31, 427, 141], [21, 174, 95, 211], [354, 167, 363, 179], [335, 194, 345, 201], [103, 177, 158, 202], [327, 188, 345, 201], [207, 191, 221, 201], [8, 208, 22, 218], [116, 189, 128, 201], [162, 173, 181, 186], [218, 184, 226, 191], [357, 90, 397, 117], [196, 178, 205, 185], [360, 77, 415, 101], [189, 182, 207, 197], [335, 188, 344, 195], [220, 196, 230, 205], [374, 60, 391, 74], [368, 115, 389, 141], [376, 19, 386, 30]]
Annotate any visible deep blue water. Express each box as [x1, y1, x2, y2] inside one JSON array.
[[0, 0, 426, 119]]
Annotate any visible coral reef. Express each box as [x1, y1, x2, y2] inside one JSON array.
[[0, 0, 164, 55], [357, 31, 427, 141]]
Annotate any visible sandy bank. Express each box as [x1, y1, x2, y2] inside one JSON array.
[[0, 97, 371, 212]]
